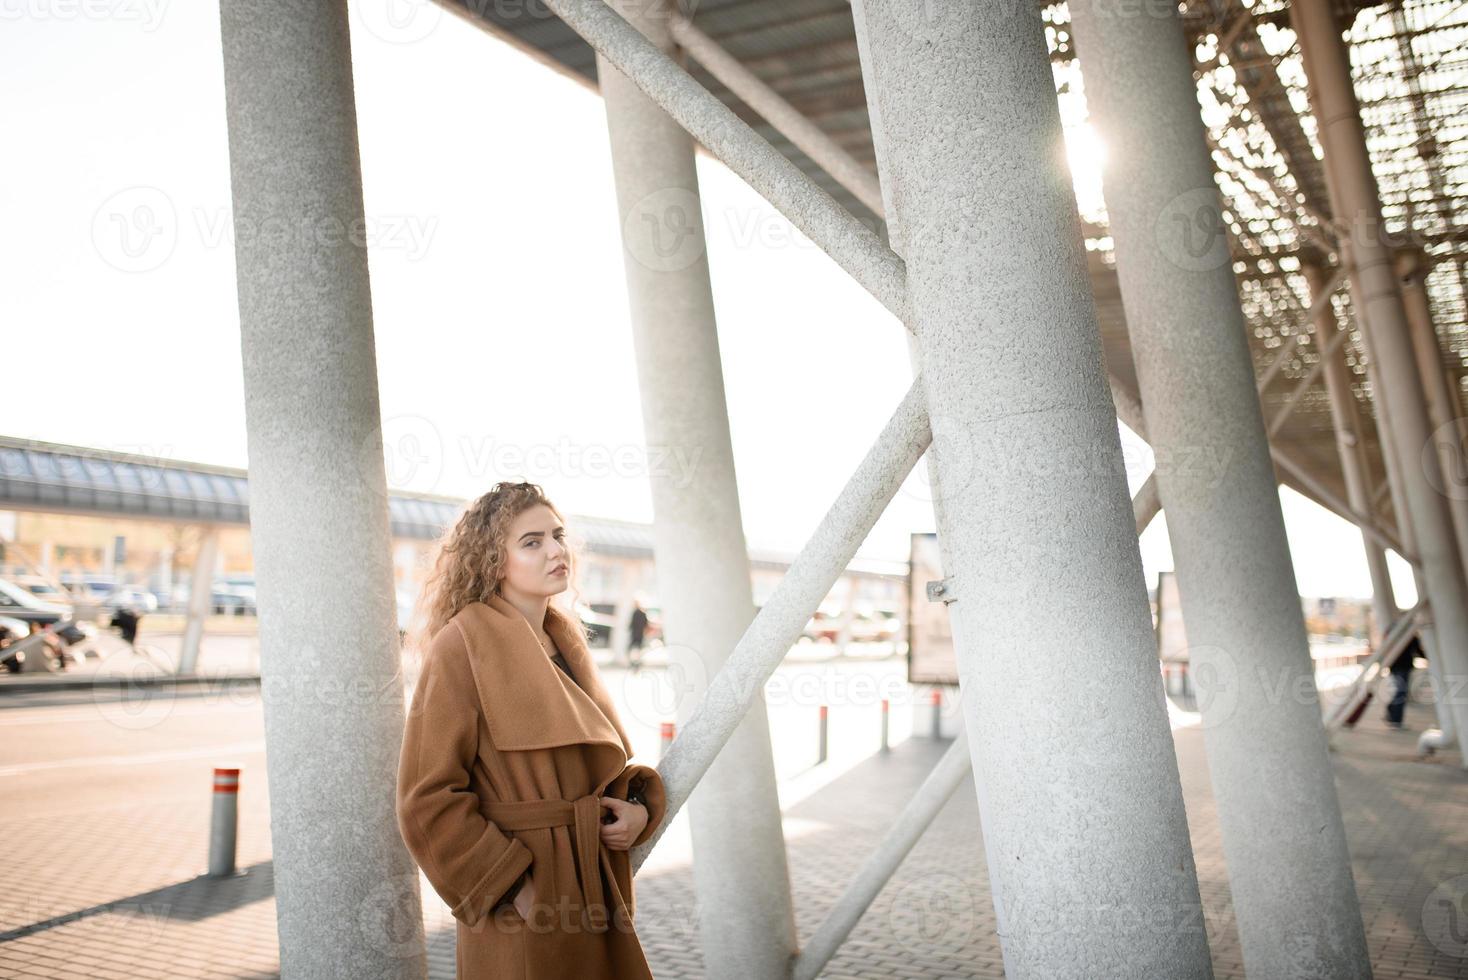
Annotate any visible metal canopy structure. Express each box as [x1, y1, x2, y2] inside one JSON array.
[[442, 0, 1468, 539]]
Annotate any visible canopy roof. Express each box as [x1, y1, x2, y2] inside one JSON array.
[[441, 0, 1468, 535]]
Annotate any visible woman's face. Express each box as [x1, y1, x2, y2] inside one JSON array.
[[497, 503, 570, 599]]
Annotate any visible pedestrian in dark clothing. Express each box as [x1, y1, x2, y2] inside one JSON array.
[[110, 606, 142, 646], [628, 601, 648, 671], [1385, 633, 1421, 728]]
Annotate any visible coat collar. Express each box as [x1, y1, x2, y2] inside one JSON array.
[[450, 592, 632, 766]]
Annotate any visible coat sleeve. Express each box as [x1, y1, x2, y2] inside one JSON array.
[[396, 621, 533, 927], [612, 762, 667, 849]]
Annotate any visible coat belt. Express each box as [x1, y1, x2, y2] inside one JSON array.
[[483, 794, 625, 930]]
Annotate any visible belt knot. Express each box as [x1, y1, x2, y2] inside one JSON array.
[[483, 792, 625, 931]]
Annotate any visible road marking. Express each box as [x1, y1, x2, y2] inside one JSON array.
[[0, 700, 263, 727], [0, 739, 266, 777]]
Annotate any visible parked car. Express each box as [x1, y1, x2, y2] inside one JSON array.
[[576, 602, 616, 647], [13, 576, 70, 603], [211, 576, 257, 615], [61, 574, 116, 601], [103, 586, 159, 613], [0, 577, 87, 644]]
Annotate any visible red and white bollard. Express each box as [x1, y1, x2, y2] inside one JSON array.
[[208, 767, 239, 877], [879, 697, 890, 753], [659, 721, 675, 762], [931, 688, 943, 739], [817, 704, 828, 764]]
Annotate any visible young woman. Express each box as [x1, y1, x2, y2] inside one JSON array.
[[396, 481, 667, 979]]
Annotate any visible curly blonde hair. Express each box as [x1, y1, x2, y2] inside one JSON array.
[[406, 480, 585, 653]]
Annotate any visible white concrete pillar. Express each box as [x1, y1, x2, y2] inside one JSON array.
[[595, 2, 797, 975], [1295, 0, 1468, 762], [1397, 249, 1468, 564], [1065, 5, 1371, 973], [850, 3, 1212, 976], [1308, 262, 1398, 642], [217, 3, 422, 975], [177, 527, 218, 675], [1333, 264, 1456, 742], [1391, 250, 1462, 742]]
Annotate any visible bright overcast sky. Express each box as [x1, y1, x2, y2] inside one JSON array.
[[0, 0, 1416, 602]]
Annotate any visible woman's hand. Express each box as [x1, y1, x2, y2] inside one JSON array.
[[512, 873, 537, 921], [598, 796, 648, 851]]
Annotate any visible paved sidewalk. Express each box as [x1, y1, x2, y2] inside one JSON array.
[[3, 690, 1465, 978], [622, 712, 1468, 980]]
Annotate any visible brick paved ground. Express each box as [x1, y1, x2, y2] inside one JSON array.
[[3, 658, 1465, 978]]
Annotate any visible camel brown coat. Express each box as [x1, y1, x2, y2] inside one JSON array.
[[396, 592, 667, 979]]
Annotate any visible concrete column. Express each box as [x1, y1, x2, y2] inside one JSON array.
[[217, 3, 422, 976], [1392, 250, 1463, 742], [177, 526, 218, 675], [850, 4, 1212, 976], [1337, 265, 1457, 742], [1066, 4, 1370, 974], [595, 2, 797, 975], [1295, 0, 1468, 761], [1308, 262, 1398, 642], [1397, 249, 1468, 562]]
